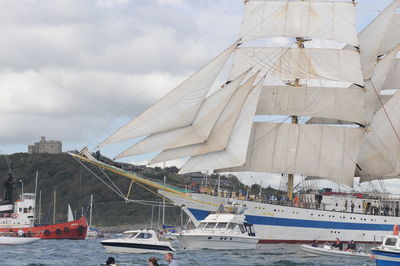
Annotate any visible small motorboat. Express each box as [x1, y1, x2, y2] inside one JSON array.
[[101, 229, 175, 254], [371, 225, 400, 265], [176, 211, 259, 250], [300, 244, 370, 258], [0, 232, 40, 245]]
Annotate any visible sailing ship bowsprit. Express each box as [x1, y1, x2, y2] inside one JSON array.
[[73, 0, 400, 243]]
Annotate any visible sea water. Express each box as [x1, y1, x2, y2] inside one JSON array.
[[0, 239, 375, 266]]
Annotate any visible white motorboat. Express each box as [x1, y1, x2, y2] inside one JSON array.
[[177, 212, 259, 250], [300, 244, 370, 258], [101, 229, 175, 254], [0, 233, 40, 245]]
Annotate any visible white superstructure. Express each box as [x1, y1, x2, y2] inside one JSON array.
[[177, 212, 258, 250], [0, 193, 36, 229]]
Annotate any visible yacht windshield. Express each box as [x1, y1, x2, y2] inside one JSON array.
[[205, 222, 217, 229], [216, 222, 228, 229], [385, 237, 398, 246]]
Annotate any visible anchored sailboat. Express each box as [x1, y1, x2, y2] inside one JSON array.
[[72, 0, 400, 243]]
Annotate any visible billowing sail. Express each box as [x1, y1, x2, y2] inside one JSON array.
[[229, 47, 363, 85], [224, 123, 364, 187], [178, 76, 264, 174], [384, 58, 400, 90], [99, 42, 238, 146], [358, 0, 400, 79], [256, 86, 365, 124], [114, 70, 250, 159], [364, 45, 400, 122], [239, 1, 358, 46], [356, 90, 400, 179], [151, 73, 260, 164]]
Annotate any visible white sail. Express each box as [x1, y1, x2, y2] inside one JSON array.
[[356, 90, 400, 179], [114, 70, 249, 159], [67, 204, 74, 222], [384, 58, 400, 90], [358, 0, 400, 79], [151, 73, 260, 164], [256, 86, 365, 124], [229, 47, 363, 85], [99, 42, 237, 146], [364, 45, 400, 122], [224, 123, 364, 187], [178, 76, 264, 174], [239, 0, 358, 46]]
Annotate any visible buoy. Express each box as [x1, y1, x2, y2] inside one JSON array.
[[393, 224, 399, 235]]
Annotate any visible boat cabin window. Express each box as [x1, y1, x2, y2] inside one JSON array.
[[205, 222, 217, 229], [384, 237, 398, 246], [216, 222, 228, 229], [227, 223, 237, 229], [136, 233, 153, 239], [124, 232, 138, 238], [198, 222, 207, 229], [238, 224, 246, 234]]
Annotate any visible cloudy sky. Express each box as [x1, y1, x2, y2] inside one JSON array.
[[0, 0, 397, 191]]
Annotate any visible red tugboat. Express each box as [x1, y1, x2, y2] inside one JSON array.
[[0, 164, 87, 239]]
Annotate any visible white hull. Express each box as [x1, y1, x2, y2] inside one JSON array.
[[160, 191, 400, 243], [300, 244, 370, 257], [102, 244, 172, 254], [177, 234, 258, 250], [0, 237, 40, 245]]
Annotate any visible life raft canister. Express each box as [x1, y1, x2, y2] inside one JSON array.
[[11, 213, 18, 219]]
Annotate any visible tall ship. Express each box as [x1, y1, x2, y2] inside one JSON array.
[[0, 163, 88, 239], [73, 0, 400, 244]]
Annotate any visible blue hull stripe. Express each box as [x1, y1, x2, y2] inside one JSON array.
[[188, 208, 393, 231], [372, 250, 400, 258]]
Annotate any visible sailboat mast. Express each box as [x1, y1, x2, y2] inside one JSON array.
[[89, 194, 93, 228], [53, 191, 56, 224], [287, 37, 304, 201]]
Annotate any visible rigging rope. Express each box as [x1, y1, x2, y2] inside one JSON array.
[[87, 1, 240, 148]]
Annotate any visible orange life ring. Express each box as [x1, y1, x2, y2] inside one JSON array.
[[11, 213, 18, 219]]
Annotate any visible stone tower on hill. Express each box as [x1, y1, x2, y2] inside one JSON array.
[[28, 136, 62, 154]]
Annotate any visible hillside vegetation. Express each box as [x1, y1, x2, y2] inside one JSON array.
[[0, 153, 278, 228]]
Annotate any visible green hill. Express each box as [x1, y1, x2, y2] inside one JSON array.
[[0, 153, 280, 229]]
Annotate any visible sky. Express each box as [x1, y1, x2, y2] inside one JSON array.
[[0, 0, 398, 192]]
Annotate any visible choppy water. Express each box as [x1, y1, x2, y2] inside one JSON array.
[[0, 239, 375, 266]]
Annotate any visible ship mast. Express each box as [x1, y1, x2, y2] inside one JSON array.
[[287, 37, 305, 200]]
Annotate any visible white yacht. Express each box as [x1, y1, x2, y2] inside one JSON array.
[[177, 212, 259, 250], [101, 229, 175, 254]]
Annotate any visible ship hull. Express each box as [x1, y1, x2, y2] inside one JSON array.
[[160, 191, 400, 244], [0, 217, 88, 240]]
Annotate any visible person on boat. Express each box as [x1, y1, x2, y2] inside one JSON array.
[[346, 240, 356, 252], [17, 229, 24, 237], [106, 257, 117, 266], [332, 238, 343, 250], [148, 257, 160, 266], [164, 253, 178, 266], [311, 239, 318, 247]]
